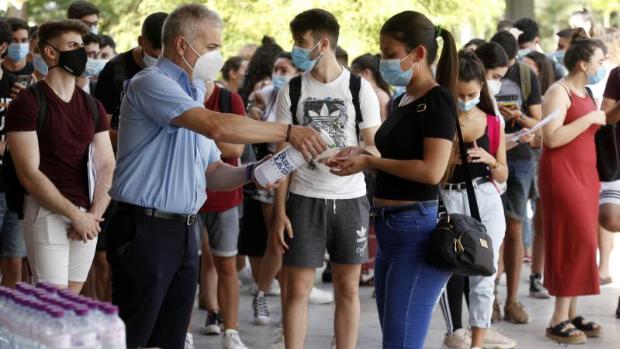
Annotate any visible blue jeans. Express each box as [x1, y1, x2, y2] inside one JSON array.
[[374, 201, 452, 349]]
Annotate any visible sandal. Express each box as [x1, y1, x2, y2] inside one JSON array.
[[546, 320, 587, 344], [571, 316, 601, 337]]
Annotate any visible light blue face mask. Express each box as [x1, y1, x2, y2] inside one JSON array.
[[272, 74, 290, 90], [32, 54, 48, 75], [83, 58, 107, 77], [588, 66, 607, 85], [7, 43, 29, 62], [517, 48, 533, 59], [379, 54, 416, 87], [89, 25, 98, 35], [458, 96, 480, 112], [291, 41, 323, 71], [550, 50, 565, 66]]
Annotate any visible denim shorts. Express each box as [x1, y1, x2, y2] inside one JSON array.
[[0, 192, 26, 258], [503, 160, 536, 221]]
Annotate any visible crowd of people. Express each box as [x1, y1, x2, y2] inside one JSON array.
[[0, 1, 618, 349]]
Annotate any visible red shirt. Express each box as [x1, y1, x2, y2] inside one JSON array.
[[200, 85, 244, 213], [5, 82, 109, 208]]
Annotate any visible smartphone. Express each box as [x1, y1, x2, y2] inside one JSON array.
[[498, 101, 518, 110], [16, 74, 34, 87]]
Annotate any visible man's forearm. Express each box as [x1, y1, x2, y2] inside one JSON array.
[[89, 165, 114, 218], [21, 170, 79, 219], [206, 162, 250, 191]]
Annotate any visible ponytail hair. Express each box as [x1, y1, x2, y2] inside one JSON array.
[[380, 11, 458, 99], [564, 27, 603, 72]]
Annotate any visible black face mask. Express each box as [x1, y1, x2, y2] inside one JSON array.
[[45, 42, 87, 77]]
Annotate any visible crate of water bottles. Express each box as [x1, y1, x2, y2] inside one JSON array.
[[0, 282, 125, 349]]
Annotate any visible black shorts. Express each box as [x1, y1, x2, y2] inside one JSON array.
[[238, 197, 268, 257]]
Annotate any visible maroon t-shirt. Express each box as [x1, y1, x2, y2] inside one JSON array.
[[603, 66, 620, 101], [199, 85, 244, 213], [5, 82, 109, 208]]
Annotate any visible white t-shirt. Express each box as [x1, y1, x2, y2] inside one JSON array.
[[257, 85, 280, 153], [275, 68, 381, 199]]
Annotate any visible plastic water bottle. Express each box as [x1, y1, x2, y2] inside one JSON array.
[[69, 306, 101, 349], [40, 306, 72, 349], [0, 287, 11, 349], [254, 129, 338, 187], [99, 305, 125, 349]]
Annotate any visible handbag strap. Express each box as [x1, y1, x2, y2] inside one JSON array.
[[437, 115, 482, 222]]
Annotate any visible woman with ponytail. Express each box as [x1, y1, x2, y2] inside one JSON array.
[[539, 27, 606, 345], [439, 50, 512, 349], [326, 11, 458, 349]]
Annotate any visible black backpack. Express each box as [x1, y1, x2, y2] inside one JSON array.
[[288, 73, 364, 140], [3, 82, 99, 218]]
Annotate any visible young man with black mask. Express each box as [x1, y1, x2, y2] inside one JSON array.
[[6, 19, 115, 293]]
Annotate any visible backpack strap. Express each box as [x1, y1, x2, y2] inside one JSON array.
[[349, 73, 363, 140], [288, 76, 302, 125], [30, 82, 48, 132], [518, 62, 532, 110], [219, 87, 232, 114], [585, 86, 596, 106], [486, 114, 500, 156]]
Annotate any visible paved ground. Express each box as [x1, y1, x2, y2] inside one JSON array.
[[190, 234, 620, 348]]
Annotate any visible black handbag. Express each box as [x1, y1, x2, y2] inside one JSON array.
[[428, 114, 495, 277], [595, 124, 620, 182]]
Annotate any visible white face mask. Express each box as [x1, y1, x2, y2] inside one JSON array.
[[184, 40, 224, 82], [143, 52, 158, 67], [486, 79, 502, 96]]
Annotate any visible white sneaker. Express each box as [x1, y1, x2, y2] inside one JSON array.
[[271, 327, 285, 349], [309, 286, 334, 304], [483, 328, 517, 349], [184, 333, 195, 349], [442, 329, 471, 349], [223, 329, 248, 349]]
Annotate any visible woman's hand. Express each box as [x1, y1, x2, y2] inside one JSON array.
[[586, 110, 606, 126], [322, 146, 369, 167], [467, 142, 497, 166], [328, 154, 370, 176]]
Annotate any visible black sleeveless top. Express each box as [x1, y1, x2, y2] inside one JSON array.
[[449, 130, 492, 183]]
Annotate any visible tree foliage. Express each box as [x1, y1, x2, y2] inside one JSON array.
[[7, 0, 506, 60]]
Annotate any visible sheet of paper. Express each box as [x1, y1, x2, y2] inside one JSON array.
[[507, 108, 561, 143]]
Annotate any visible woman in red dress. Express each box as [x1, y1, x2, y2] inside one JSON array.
[[539, 28, 607, 345]]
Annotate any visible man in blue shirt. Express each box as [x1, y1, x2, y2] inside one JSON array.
[[106, 4, 325, 349]]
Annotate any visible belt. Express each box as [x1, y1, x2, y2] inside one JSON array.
[[443, 177, 491, 191], [113, 202, 198, 226]]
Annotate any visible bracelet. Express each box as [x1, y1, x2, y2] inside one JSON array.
[[285, 124, 292, 142], [245, 163, 255, 182]]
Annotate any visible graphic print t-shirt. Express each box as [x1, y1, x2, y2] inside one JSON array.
[[275, 68, 381, 199]]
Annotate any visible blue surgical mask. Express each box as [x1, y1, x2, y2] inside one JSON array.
[[291, 41, 323, 71], [588, 66, 607, 85], [517, 48, 533, 59], [550, 50, 565, 66], [458, 96, 480, 112], [272, 74, 290, 90], [32, 54, 48, 75], [89, 25, 98, 35], [379, 54, 416, 87], [83, 58, 107, 77], [7, 43, 29, 62], [142, 52, 158, 67]]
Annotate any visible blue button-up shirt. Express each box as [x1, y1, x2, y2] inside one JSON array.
[[109, 58, 221, 214]]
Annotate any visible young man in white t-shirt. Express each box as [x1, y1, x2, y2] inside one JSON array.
[[273, 9, 381, 349]]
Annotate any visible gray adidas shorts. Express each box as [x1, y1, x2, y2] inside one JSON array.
[[200, 206, 240, 258], [283, 193, 370, 268]]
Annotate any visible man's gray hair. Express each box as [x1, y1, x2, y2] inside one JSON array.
[[162, 3, 223, 47]]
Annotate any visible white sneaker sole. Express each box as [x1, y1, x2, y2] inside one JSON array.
[[254, 316, 271, 325], [483, 342, 517, 349]]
